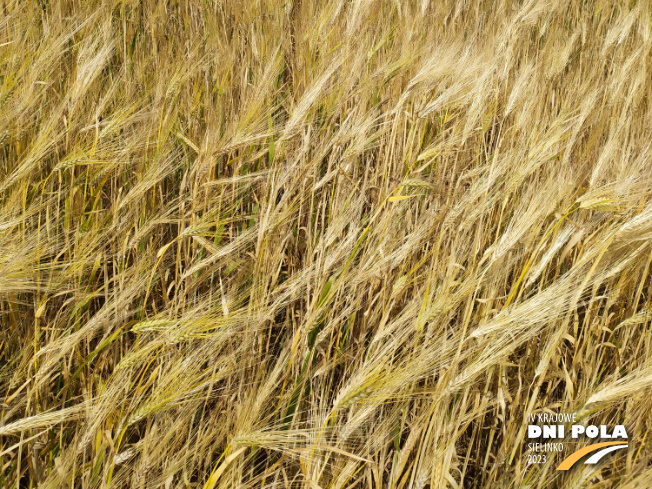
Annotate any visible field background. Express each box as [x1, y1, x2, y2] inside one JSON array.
[[1, 0, 652, 487]]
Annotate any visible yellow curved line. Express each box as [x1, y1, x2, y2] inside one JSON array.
[[556, 441, 627, 470]]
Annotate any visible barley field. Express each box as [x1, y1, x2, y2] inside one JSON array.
[[1, 0, 652, 487]]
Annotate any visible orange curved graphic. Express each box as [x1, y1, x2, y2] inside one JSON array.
[[556, 441, 627, 470]]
